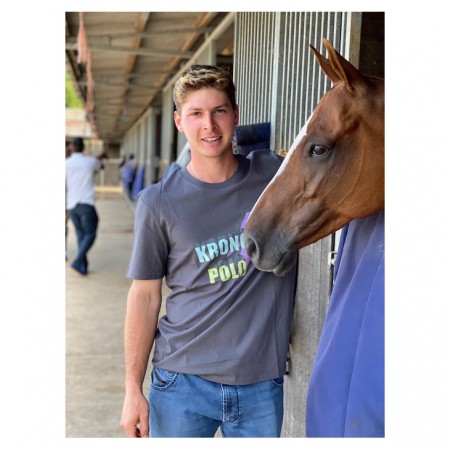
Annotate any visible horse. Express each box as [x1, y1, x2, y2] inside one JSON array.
[[243, 39, 385, 437]]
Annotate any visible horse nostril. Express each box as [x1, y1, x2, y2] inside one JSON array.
[[244, 234, 258, 260]]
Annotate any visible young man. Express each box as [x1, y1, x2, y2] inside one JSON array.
[[120, 65, 297, 438]]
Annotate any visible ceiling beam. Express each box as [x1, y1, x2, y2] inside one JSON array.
[[98, 101, 145, 108], [79, 80, 159, 90], [66, 27, 214, 42], [65, 42, 193, 59]]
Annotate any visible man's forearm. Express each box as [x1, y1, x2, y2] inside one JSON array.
[[124, 281, 162, 391]]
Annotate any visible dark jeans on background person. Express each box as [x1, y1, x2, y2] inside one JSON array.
[[68, 203, 99, 275]]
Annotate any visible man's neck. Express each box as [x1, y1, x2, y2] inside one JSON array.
[[187, 154, 238, 183]]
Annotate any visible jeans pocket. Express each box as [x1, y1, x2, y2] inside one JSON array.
[[270, 376, 284, 388], [151, 367, 178, 390]]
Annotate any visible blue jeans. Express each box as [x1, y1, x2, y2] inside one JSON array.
[[149, 368, 284, 437], [68, 203, 98, 274]]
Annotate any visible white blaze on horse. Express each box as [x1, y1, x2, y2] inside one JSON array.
[[244, 38, 384, 276], [244, 39, 385, 437]]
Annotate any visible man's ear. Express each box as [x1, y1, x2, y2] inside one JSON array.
[[174, 110, 184, 132], [234, 104, 239, 126]]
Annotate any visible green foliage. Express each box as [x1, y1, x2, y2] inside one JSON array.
[[66, 73, 84, 109]]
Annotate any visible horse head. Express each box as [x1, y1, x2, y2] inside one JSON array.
[[244, 38, 384, 276]]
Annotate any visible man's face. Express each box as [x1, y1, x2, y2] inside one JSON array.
[[174, 87, 239, 159]]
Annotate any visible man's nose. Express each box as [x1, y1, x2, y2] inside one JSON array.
[[203, 112, 216, 129]]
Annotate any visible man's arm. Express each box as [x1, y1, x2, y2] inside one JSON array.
[[94, 157, 104, 172], [120, 279, 162, 438]]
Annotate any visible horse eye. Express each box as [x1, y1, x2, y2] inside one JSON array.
[[310, 145, 330, 159]]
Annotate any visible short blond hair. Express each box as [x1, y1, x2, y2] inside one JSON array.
[[173, 65, 236, 111]]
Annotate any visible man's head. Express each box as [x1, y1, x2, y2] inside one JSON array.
[[72, 137, 84, 153], [173, 65, 236, 112]]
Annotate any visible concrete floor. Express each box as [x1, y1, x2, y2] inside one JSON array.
[[65, 188, 169, 438]]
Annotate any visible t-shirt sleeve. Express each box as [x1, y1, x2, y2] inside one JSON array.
[[126, 186, 168, 280]]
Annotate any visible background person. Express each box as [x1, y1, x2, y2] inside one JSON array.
[[65, 137, 102, 275], [119, 153, 137, 199], [65, 141, 72, 261]]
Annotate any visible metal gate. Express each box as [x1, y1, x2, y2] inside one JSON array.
[[234, 11, 349, 152]]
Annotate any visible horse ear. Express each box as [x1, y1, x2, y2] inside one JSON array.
[[309, 43, 341, 84], [312, 38, 367, 91]]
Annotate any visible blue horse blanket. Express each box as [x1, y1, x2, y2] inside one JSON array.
[[306, 209, 385, 437]]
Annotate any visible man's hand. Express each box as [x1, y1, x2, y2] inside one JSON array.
[[120, 391, 150, 438]]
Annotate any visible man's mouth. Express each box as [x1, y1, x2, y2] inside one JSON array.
[[202, 136, 221, 142]]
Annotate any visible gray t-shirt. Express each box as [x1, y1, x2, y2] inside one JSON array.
[[127, 150, 297, 385]]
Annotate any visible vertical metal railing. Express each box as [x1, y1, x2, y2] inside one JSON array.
[[234, 12, 276, 126], [234, 11, 349, 153]]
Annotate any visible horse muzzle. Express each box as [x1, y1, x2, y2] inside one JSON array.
[[243, 229, 297, 276]]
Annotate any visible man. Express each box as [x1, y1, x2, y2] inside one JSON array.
[[65, 137, 102, 275], [120, 65, 297, 438]]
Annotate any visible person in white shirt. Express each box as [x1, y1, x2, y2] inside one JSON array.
[[65, 137, 102, 275]]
